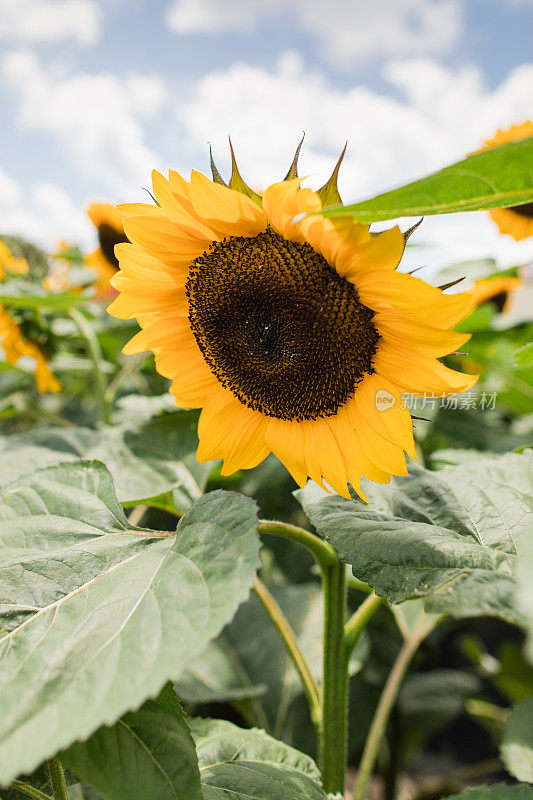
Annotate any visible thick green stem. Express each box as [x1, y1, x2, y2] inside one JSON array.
[[352, 617, 438, 800], [253, 576, 320, 724], [10, 782, 53, 800], [46, 759, 69, 800], [69, 308, 110, 425], [344, 592, 383, 659], [258, 520, 338, 569], [320, 558, 348, 795]]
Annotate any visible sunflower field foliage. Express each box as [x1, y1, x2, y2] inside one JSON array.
[[0, 136, 533, 800]]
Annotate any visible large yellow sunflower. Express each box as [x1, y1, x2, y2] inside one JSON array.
[[108, 149, 477, 499], [0, 240, 61, 393], [86, 203, 129, 296], [479, 122, 533, 241]]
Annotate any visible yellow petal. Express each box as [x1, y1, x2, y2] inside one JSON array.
[[189, 170, 267, 237], [262, 179, 321, 240], [374, 311, 471, 356], [357, 270, 473, 328]]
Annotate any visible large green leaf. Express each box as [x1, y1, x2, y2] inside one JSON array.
[[0, 401, 214, 509], [296, 452, 533, 621], [501, 697, 533, 783], [442, 785, 533, 799], [321, 138, 533, 221], [63, 698, 203, 800], [0, 461, 260, 785], [190, 718, 327, 800]]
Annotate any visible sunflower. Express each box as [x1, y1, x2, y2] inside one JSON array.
[[108, 145, 476, 499], [466, 274, 522, 314], [86, 202, 129, 296], [479, 122, 533, 241], [0, 240, 61, 393]]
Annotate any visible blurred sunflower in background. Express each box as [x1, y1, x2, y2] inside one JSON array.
[[0, 240, 61, 393], [479, 121, 533, 240], [466, 273, 523, 314], [86, 202, 129, 296], [108, 146, 477, 499]]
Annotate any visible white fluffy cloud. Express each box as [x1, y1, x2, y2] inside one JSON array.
[[0, 172, 92, 249], [0, 0, 101, 46], [1, 50, 166, 194], [165, 0, 463, 67], [179, 52, 533, 269]]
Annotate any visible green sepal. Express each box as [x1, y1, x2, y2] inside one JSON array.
[[283, 133, 305, 180], [228, 138, 263, 205], [209, 144, 228, 186], [317, 143, 347, 207]]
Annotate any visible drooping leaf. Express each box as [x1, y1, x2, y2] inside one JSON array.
[[0, 461, 260, 785], [190, 718, 327, 800], [442, 785, 533, 800], [0, 400, 215, 509], [63, 699, 203, 800], [321, 137, 533, 221], [501, 697, 533, 782], [296, 452, 533, 621]]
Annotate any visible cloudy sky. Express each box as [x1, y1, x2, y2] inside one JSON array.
[[0, 0, 532, 274]]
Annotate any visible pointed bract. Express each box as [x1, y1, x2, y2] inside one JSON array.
[[228, 137, 262, 205], [283, 133, 305, 181], [317, 143, 347, 207], [209, 144, 228, 187], [403, 218, 423, 244]]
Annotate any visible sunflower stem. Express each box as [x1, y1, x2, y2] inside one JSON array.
[[46, 759, 69, 800], [69, 308, 110, 425], [9, 782, 53, 800], [253, 576, 321, 724], [344, 591, 383, 659], [320, 557, 349, 795], [258, 520, 338, 568]]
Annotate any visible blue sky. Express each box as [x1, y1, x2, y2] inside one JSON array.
[[0, 0, 532, 272]]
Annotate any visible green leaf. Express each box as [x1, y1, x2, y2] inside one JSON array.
[[0, 402, 214, 509], [501, 697, 533, 782], [0, 279, 84, 310], [514, 343, 533, 368], [63, 699, 203, 800], [0, 461, 260, 785], [321, 138, 533, 221], [517, 525, 533, 663], [398, 669, 481, 754], [190, 718, 327, 800], [442, 785, 533, 799], [296, 451, 533, 621]]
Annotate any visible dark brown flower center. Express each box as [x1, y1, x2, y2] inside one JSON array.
[[510, 202, 533, 219], [98, 223, 128, 268], [186, 229, 379, 421]]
